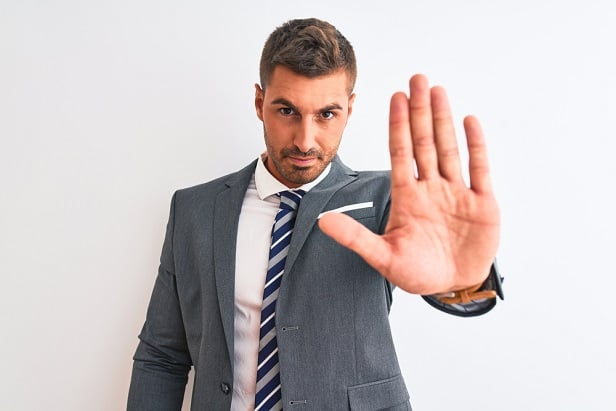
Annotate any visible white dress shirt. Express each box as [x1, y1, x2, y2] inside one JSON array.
[[230, 155, 330, 410]]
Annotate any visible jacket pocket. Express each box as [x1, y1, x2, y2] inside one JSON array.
[[319, 202, 375, 220], [347, 374, 410, 410], [343, 206, 375, 221]]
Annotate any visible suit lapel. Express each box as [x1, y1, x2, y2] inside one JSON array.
[[211, 157, 356, 365], [284, 157, 358, 275], [212, 160, 257, 368]]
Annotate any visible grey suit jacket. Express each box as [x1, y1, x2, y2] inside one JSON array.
[[128, 157, 497, 410]]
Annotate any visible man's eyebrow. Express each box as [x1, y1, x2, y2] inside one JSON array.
[[321, 103, 343, 111], [270, 98, 343, 112], [271, 98, 299, 112]]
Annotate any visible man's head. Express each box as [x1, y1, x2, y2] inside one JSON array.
[[255, 18, 357, 188], [259, 18, 357, 94]]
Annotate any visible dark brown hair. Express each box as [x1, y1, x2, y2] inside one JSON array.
[[259, 18, 357, 93]]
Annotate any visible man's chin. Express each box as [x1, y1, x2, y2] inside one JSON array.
[[282, 167, 322, 186], [273, 155, 333, 186]]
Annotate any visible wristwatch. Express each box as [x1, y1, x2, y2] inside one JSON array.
[[437, 262, 504, 305], [422, 261, 504, 317]]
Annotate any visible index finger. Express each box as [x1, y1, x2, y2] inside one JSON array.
[[464, 115, 493, 193], [389, 91, 415, 189]]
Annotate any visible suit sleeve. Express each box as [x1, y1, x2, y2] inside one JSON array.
[[127, 192, 192, 411]]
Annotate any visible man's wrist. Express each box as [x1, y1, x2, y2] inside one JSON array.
[[435, 262, 504, 305]]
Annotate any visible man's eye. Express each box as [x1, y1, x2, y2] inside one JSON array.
[[279, 107, 295, 116], [320, 111, 335, 120]]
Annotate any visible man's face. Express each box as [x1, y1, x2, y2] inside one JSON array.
[[255, 66, 355, 188]]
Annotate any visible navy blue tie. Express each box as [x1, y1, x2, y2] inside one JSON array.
[[255, 190, 305, 410]]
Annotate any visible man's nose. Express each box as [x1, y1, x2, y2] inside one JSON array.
[[293, 118, 318, 153]]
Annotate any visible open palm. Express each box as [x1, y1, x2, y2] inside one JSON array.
[[319, 74, 500, 295]]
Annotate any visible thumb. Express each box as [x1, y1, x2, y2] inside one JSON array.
[[318, 212, 390, 273]]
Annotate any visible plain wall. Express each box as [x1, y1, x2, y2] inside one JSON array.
[[1, 1, 614, 410]]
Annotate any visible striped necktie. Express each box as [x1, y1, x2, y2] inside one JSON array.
[[255, 189, 305, 411]]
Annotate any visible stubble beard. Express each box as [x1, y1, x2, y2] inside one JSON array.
[[273, 148, 322, 185], [262, 125, 341, 185], [268, 146, 338, 186]]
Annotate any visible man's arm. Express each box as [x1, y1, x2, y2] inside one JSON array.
[[320, 74, 501, 298], [128, 193, 192, 411]]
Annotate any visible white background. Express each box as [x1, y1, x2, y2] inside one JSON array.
[[1, 1, 615, 410]]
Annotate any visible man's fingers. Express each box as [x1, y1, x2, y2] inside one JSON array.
[[409, 74, 438, 180], [431, 86, 463, 182], [464, 115, 493, 193], [389, 91, 414, 189], [318, 213, 390, 274]]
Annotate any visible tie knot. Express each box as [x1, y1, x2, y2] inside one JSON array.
[[279, 189, 305, 212]]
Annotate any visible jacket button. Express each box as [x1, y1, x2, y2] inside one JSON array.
[[220, 383, 230, 395]]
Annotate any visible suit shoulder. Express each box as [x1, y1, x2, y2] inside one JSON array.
[[351, 170, 391, 191], [171, 160, 257, 205], [175, 174, 228, 197], [355, 169, 391, 182]]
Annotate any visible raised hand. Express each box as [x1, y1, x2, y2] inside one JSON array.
[[319, 74, 500, 295]]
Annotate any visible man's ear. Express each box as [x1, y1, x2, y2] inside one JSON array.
[[347, 92, 356, 117], [255, 83, 264, 121]]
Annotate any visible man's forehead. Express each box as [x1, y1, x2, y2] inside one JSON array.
[[264, 66, 351, 105]]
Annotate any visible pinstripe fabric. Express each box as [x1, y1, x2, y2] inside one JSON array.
[[255, 190, 305, 411]]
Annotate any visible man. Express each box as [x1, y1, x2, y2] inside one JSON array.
[[128, 18, 503, 410]]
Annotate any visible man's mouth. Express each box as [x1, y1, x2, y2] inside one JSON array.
[[288, 156, 317, 167]]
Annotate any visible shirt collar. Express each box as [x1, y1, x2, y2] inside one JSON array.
[[255, 152, 331, 200]]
